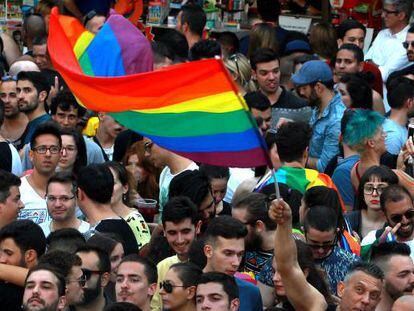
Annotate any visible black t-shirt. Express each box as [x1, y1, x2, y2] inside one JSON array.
[[0, 142, 12, 172], [270, 87, 311, 128], [95, 219, 139, 255], [0, 281, 24, 311]]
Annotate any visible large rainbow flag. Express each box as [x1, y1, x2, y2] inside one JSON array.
[[47, 8, 269, 168]]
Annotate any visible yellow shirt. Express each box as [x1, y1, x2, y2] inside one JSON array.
[[123, 210, 151, 250]]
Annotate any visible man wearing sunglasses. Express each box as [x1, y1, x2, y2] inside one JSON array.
[[75, 245, 111, 311], [303, 206, 359, 296], [362, 184, 414, 261], [388, 24, 414, 81]]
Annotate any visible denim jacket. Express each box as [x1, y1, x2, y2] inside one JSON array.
[[309, 92, 345, 172]]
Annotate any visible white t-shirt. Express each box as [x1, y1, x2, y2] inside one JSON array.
[[158, 162, 199, 215], [18, 175, 49, 224], [39, 219, 90, 237]]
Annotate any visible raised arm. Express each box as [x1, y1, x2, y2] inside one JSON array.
[[269, 198, 327, 311], [0, 263, 28, 286]]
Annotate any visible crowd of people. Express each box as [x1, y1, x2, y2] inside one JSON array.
[[1, 0, 414, 310]]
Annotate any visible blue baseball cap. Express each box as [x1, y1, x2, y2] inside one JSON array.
[[291, 60, 333, 86]]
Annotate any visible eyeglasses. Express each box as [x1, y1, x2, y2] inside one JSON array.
[[82, 268, 104, 281], [61, 145, 77, 153], [363, 185, 388, 195], [144, 141, 153, 153], [403, 41, 414, 49], [66, 274, 87, 287], [159, 281, 186, 294], [305, 235, 338, 251], [32, 145, 61, 154], [390, 210, 414, 224], [1, 75, 17, 82], [382, 8, 399, 15], [46, 195, 75, 203]]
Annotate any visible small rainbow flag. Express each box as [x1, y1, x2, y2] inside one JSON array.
[[47, 8, 269, 168]]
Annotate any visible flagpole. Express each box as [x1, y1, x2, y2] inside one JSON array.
[[271, 167, 280, 200]]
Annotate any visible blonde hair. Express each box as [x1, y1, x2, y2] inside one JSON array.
[[224, 53, 256, 93], [248, 23, 279, 58]]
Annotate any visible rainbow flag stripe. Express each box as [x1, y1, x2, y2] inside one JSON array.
[[47, 8, 269, 167]]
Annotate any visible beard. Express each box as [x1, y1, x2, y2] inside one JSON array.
[[385, 281, 414, 301], [77, 276, 102, 306], [407, 51, 414, 62], [308, 89, 321, 108], [22, 298, 59, 311], [245, 232, 264, 252]]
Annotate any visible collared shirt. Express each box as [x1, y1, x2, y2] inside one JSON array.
[[309, 92, 346, 172], [365, 25, 410, 82]]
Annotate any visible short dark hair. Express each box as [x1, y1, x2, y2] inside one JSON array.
[[336, 19, 366, 40], [196, 272, 239, 301], [380, 184, 412, 213], [233, 192, 276, 230], [250, 48, 279, 70], [355, 165, 399, 210], [46, 228, 86, 253], [162, 196, 199, 226], [180, 4, 206, 37], [199, 164, 230, 181], [302, 186, 345, 230], [87, 232, 124, 257], [77, 164, 114, 204], [204, 215, 247, 245], [30, 121, 62, 149], [0, 220, 46, 259], [26, 264, 66, 296], [371, 241, 411, 263], [337, 44, 364, 63], [339, 74, 373, 110], [190, 39, 221, 61], [38, 250, 82, 278], [170, 262, 203, 287], [46, 171, 77, 196], [119, 254, 158, 284], [169, 170, 211, 209], [345, 262, 384, 282], [0, 170, 21, 203], [17, 71, 50, 98], [386, 76, 414, 109], [303, 205, 338, 233], [275, 121, 312, 163], [243, 91, 271, 112], [50, 90, 86, 117], [76, 244, 111, 272], [409, 23, 414, 34], [158, 29, 189, 62]]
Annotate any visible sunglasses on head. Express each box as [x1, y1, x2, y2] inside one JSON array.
[[390, 210, 414, 224], [159, 281, 186, 294], [1, 75, 17, 82]]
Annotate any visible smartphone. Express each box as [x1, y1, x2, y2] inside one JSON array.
[[409, 123, 414, 139]]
